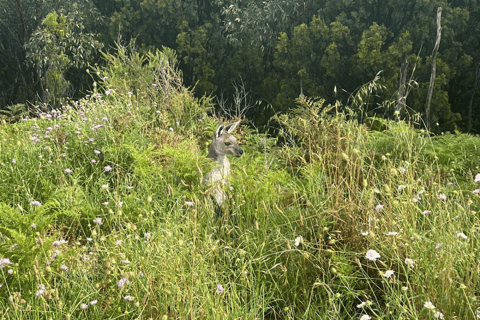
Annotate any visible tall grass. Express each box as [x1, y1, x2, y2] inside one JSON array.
[[0, 43, 479, 319]]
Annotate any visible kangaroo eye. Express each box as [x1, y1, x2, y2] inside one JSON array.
[[224, 142, 231, 146]]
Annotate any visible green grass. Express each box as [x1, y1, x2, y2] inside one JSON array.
[[0, 46, 479, 319]]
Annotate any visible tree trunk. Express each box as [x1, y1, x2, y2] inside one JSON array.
[[396, 58, 408, 121], [468, 63, 479, 133], [425, 7, 442, 132]]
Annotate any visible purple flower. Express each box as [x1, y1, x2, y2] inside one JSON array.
[[92, 124, 104, 130], [88, 138, 94, 143], [104, 165, 112, 172], [117, 277, 129, 288], [91, 159, 97, 164], [216, 284, 224, 294], [90, 300, 98, 305], [472, 189, 480, 194], [438, 194, 447, 200], [123, 295, 134, 301], [115, 240, 122, 246], [81, 303, 88, 310], [0, 258, 13, 268], [144, 232, 152, 240], [52, 240, 68, 247], [64, 168, 72, 174], [93, 218, 103, 225], [60, 265, 69, 272], [94, 150, 101, 155], [31, 200, 42, 206], [12, 159, 16, 164], [105, 90, 111, 96], [35, 284, 46, 296]]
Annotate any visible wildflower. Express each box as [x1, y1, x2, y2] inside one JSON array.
[[94, 150, 101, 155], [90, 300, 98, 305], [144, 232, 152, 240], [475, 173, 480, 183], [115, 240, 122, 246], [365, 250, 381, 262], [102, 76, 108, 81], [433, 311, 444, 319], [457, 232, 468, 240], [360, 315, 371, 320], [101, 117, 108, 122], [80, 303, 88, 310], [88, 138, 94, 143], [127, 91, 133, 96], [86, 238, 93, 242], [424, 301, 435, 310], [476, 309, 480, 319], [60, 265, 69, 272], [7, 269, 13, 275], [31, 200, 42, 206], [52, 240, 67, 247], [36, 284, 46, 296], [438, 194, 447, 200], [216, 284, 224, 294], [397, 185, 406, 191], [405, 258, 415, 266], [357, 301, 366, 308], [117, 277, 129, 288], [93, 218, 103, 225], [421, 210, 431, 215], [123, 295, 133, 301], [472, 189, 480, 194], [398, 167, 406, 174], [383, 270, 395, 278], [64, 168, 72, 174], [102, 202, 109, 206], [12, 159, 16, 164], [105, 90, 111, 96], [386, 232, 398, 236], [435, 243, 443, 250], [152, 83, 157, 87], [0, 258, 13, 268], [155, 110, 161, 114], [91, 159, 96, 164], [118, 201, 124, 207], [294, 236, 303, 247], [101, 184, 109, 190], [361, 231, 369, 236], [122, 260, 130, 265], [104, 165, 112, 172], [92, 124, 104, 130], [375, 204, 384, 213], [184, 201, 194, 207], [52, 250, 59, 259]]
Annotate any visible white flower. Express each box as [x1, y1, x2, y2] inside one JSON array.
[[365, 250, 381, 261], [386, 232, 398, 236], [375, 204, 384, 213], [383, 270, 395, 278], [216, 284, 224, 294], [294, 236, 303, 247], [424, 301, 435, 310], [433, 311, 444, 319], [117, 277, 129, 288], [184, 201, 194, 207], [405, 258, 415, 266], [361, 231, 369, 236], [475, 173, 480, 183], [456, 232, 468, 240], [360, 315, 371, 320], [421, 210, 431, 215], [356, 301, 366, 308], [0, 258, 13, 268], [81, 303, 88, 310], [93, 218, 103, 225]]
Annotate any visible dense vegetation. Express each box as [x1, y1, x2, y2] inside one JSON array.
[[1, 0, 480, 132], [1, 43, 480, 319]]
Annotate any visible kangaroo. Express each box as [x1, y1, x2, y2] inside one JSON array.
[[203, 120, 243, 214]]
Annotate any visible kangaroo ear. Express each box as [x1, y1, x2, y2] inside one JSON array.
[[225, 120, 241, 134], [214, 124, 225, 139]]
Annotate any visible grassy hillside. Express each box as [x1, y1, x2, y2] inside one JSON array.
[[0, 45, 479, 319]]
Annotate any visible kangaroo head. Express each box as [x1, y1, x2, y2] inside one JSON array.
[[208, 120, 244, 159]]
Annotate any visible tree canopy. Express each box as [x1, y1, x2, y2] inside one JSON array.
[[1, 0, 480, 132]]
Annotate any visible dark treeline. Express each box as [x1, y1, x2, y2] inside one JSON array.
[[1, 0, 479, 133]]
